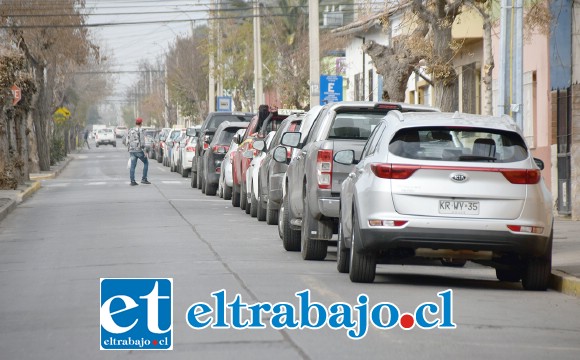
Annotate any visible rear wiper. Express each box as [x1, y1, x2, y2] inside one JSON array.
[[458, 155, 497, 162]]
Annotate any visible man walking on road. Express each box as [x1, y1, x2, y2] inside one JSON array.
[[83, 129, 90, 149], [127, 118, 151, 186]]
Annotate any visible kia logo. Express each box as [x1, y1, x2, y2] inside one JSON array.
[[450, 173, 468, 182]]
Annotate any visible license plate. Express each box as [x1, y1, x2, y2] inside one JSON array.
[[438, 200, 480, 215]]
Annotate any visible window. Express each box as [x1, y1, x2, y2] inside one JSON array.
[[327, 112, 386, 140], [389, 127, 528, 163], [361, 123, 386, 158]]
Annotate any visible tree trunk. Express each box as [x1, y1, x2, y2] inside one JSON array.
[[482, 17, 494, 115], [33, 65, 51, 171], [431, 25, 458, 112], [27, 101, 40, 173], [15, 108, 30, 183]]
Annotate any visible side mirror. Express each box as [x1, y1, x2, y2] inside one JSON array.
[[186, 128, 196, 137], [334, 150, 356, 165], [253, 140, 265, 152], [203, 135, 211, 143], [243, 150, 254, 159], [534, 157, 544, 170], [233, 133, 242, 145], [273, 146, 288, 163], [281, 132, 301, 148]]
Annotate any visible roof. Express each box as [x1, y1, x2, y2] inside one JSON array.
[[388, 111, 520, 133]]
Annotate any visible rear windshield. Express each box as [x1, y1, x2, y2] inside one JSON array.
[[207, 115, 253, 131], [389, 127, 528, 163], [216, 128, 240, 145], [99, 129, 113, 133], [328, 112, 386, 140]]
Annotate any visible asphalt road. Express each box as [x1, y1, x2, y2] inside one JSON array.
[[1, 145, 579, 360]]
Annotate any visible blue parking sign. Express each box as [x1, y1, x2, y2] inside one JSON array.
[[100, 278, 173, 350], [320, 75, 343, 105]]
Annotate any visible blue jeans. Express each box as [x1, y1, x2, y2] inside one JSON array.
[[129, 151, 148, 182]]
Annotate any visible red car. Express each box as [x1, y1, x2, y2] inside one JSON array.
[[231, 107, 290, 210]]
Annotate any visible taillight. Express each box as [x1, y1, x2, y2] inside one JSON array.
[[368, 220, 408, 227], [370, 164, 418, 179], [286, 147, 292, 159], [507, 225, 544, 234], [203, 142, 209, 150], [186, 146, 195, 153], [212, 145, 229, 154], [500, 169, 541, 184], [317, 150, 333, 189]]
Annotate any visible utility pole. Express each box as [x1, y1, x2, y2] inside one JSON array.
[[253, 0, 264, 110], [208, 0, 217, 112], [164, 63, 170, 128], [498, 0, 523, 129], [308, 0, 320, 107]]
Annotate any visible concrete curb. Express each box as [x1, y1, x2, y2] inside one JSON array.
[[16, 181, 41, 203], [0, 198, 16, 223], [29, 156, 73, 181], [550, 270, 580, 298]]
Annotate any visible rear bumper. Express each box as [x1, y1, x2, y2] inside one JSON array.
[[318, 197, 340, 218], [358, 227, 550, 258]]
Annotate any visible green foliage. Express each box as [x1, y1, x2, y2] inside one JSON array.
[[50, 135, 65, 165]]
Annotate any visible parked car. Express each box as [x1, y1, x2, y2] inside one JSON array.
[[246, 131, 276, 218], [95, 128, 116, 147], [180, 127, 200, 178], [192, 112, 254, 189], [217, 128, 246, 198], [162, 128, 185, 167], [154, 128, 172, 163], [143, 129, 159, 157], [231, 108, 292, 209], [275, 102, 438, 260], [335, 111, 553, 290], [170, 131, 186, 173], [115, 126, 128, 138], [202, 122, 250, 196], [256, 114, 304, 224]]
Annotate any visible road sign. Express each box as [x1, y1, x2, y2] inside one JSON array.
[[216, 96, 232, 112], [53, 107, 71, 123], [320, 75, 343, 105], [11, 85, 21, 106]]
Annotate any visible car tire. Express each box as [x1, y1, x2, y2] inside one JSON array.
[[301, 195, 327, 261], [250, 186, 258, 218], [266, 199, 278, 225], [232, 185, 240, 207], [157, 152, 162, 163], [196, 161, 202, 190], [282, 192, 300, 251], [256, 186, 266, 222], [201, 175, 206, 194], [96, 143, 99, 148], [496, 268, 522, 282], [181, 168, 189, 178], [190, 171, 197, 188], [206, 177, 217, 196], [337, 220, 350, 274], [113, 143, 116, 147], [224, 185, 232, 200], [240, 180, 248, 211], [349, 207, 376, 283], [522, 230, 552, 291]]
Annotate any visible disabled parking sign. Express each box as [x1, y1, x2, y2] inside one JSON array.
[[320, 75, 343, 105]]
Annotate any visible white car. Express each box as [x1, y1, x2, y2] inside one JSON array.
[[218, 129, 245, 199], [95, 128, 116, 147], [115, 126, 128, 138], [336, 111, 553, 290], [170, 131, 186, 173], [246, 131, 275, 218]]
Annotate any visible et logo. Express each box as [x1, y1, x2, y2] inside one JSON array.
[[100, 278, 173, 350]]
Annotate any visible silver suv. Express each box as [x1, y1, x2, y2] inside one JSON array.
[[336, 111, 553, 290], [274, 102, 438, 260]]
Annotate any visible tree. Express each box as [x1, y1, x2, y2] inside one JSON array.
[[0, 0, 101, 170]]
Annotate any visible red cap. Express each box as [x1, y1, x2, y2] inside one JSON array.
[[135, 118, 143, 125]]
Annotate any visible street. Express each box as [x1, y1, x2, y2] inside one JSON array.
[[1, 145, 579, 360]]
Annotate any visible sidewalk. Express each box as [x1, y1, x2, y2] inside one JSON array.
[[0, 155, 579, 297]]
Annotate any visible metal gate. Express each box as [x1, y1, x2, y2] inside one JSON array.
[[556, 88, 572, 215]]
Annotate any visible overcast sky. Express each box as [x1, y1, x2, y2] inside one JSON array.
[[87, 0, 211, 99]]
